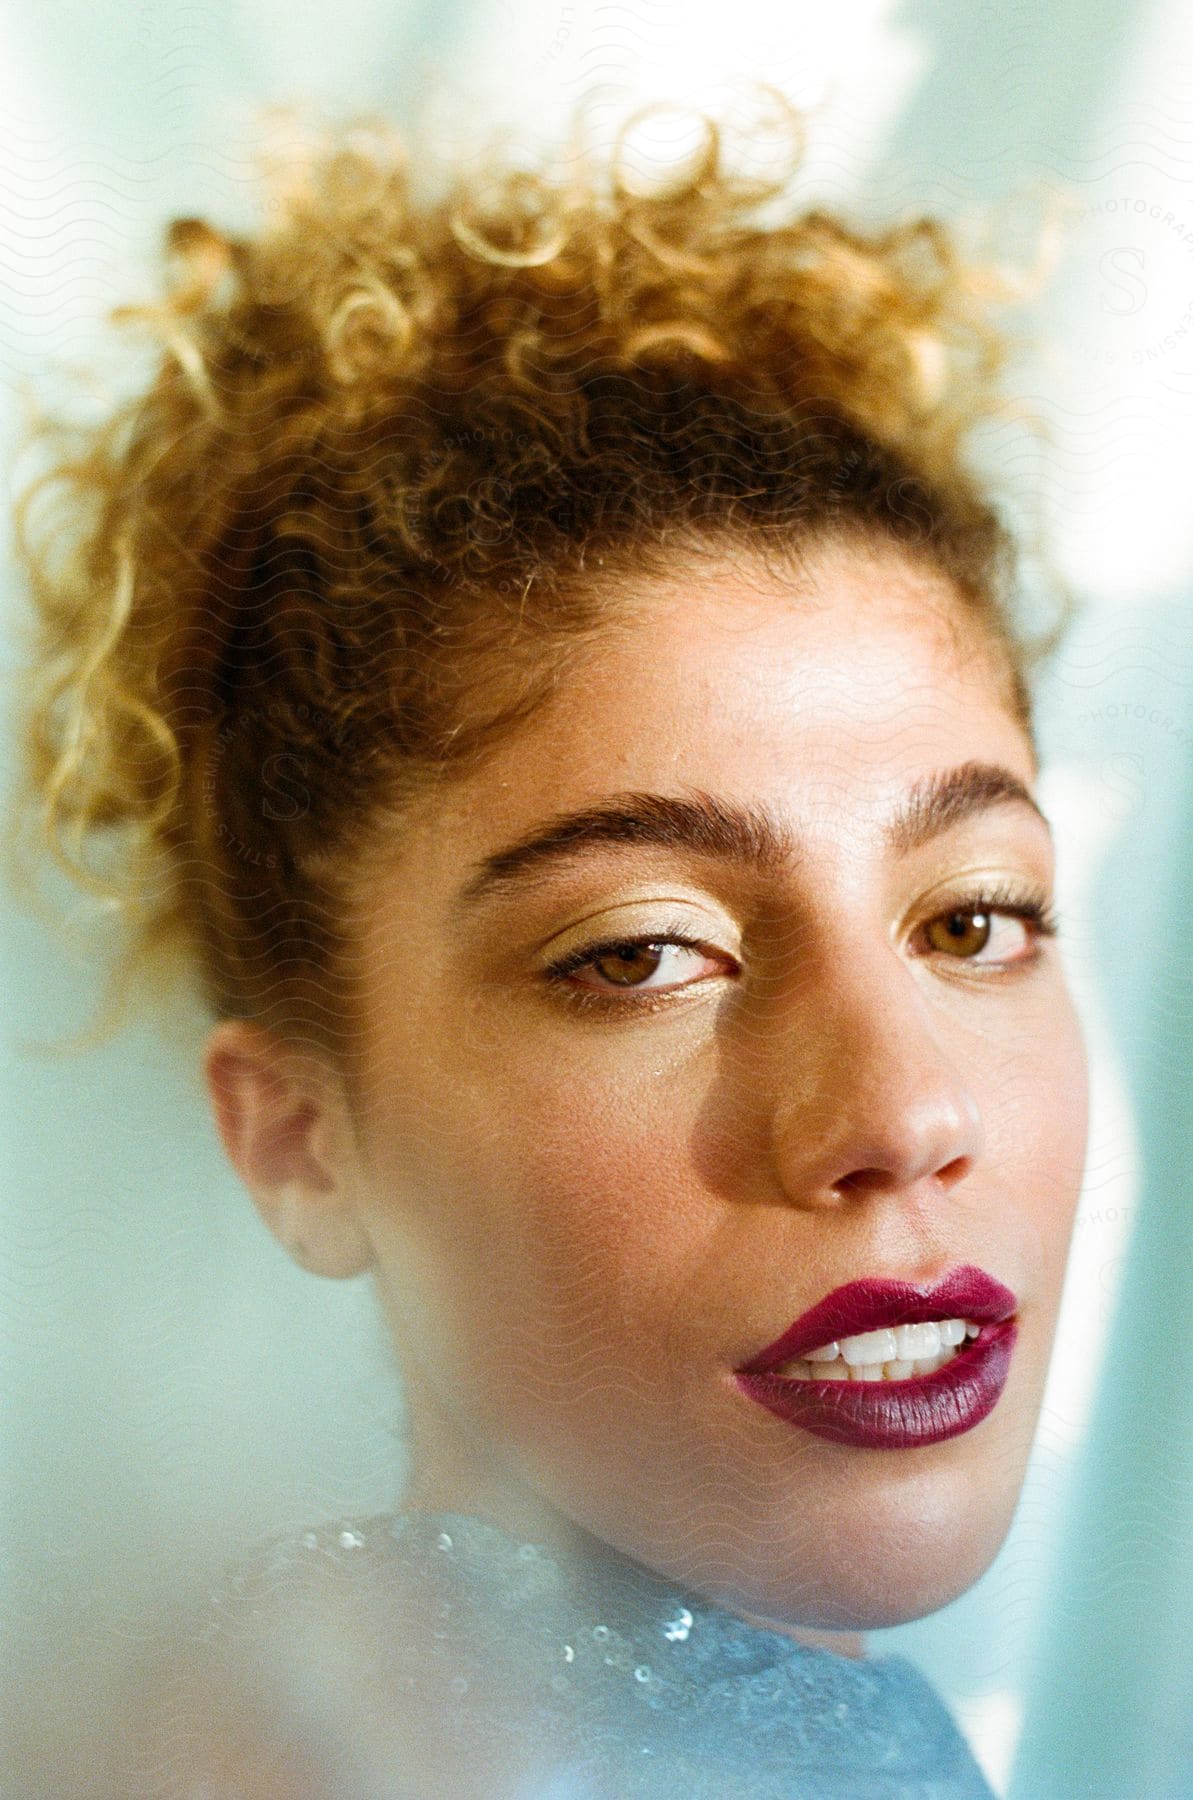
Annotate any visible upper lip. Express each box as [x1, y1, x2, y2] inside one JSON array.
[[737, 1264, 1019, 1374]]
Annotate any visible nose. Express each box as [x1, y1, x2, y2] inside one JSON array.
[[766, 947, 984, 1208]]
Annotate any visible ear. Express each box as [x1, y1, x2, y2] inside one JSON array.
[[202, 1019, 375, 1280]]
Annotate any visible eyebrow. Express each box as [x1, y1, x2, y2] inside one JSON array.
[[452, 761, 1050, 915]]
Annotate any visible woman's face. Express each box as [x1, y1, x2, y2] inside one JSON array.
[[333, 533, 1089, 1633]]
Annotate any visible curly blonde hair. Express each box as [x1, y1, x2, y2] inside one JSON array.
[[8, 92, 1060, 1067]]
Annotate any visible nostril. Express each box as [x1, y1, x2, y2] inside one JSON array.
[[834, 1167, 898, 1197], [834, 1154, 973, 1198]]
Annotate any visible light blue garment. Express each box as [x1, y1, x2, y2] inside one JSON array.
[[193, 1509, 996, 1799]]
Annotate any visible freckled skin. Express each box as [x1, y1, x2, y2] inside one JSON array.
[[206, 536, 1089, 1656]]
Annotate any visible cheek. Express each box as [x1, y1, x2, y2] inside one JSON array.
[[982, 991, 1090, 1279], [373, 1049, 713, 1369], [489, 1077, 712, 1323]]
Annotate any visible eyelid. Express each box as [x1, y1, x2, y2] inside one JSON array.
[[546, 929, 723, 976], [538, 876, 1053, 944], [537, 899, 736, 965], [540, 883, 1056, 1011], [915, 875, 1057, 928]]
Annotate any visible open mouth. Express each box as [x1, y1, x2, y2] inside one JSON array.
[[733, 1266, 1020, 1448], [768, 1317, 982, 1383]]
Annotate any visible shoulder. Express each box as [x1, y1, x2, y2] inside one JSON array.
[[123, 1514, 543, 1800], [204, 1514, 434, 1644]]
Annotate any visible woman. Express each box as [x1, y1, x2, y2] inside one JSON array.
[[12, 96, 1088, 1798]]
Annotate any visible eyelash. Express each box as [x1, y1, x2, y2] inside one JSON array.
[[541, 883, 1060, 1017]]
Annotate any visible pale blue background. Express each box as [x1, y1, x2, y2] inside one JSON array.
[[2, 2, 1191, 1795]]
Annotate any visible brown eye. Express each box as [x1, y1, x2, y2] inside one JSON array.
[[925, 909, 992, 958], [916, 892, 1053, 971], [590, 944, 668, 986], [543, 931, 729, 1002]]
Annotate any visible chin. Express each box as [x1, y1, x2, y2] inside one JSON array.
[[664, 1466, 1022, 1636], [760, 1504, 1018, 1633], [727, 1562, 991, 1637], [807, 1561, 993, 1633]]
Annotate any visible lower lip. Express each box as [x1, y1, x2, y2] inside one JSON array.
[[733, 1321, 1018, 1450]]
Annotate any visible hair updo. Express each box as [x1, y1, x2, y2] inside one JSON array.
[[9, 91, 1061, 1070]]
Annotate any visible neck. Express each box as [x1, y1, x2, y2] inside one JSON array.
[[735, 1608, 867, 1660], [399, 1470, 868, 1661]]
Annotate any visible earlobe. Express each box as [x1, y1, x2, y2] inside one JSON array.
[[202, 1019, 376, 1281], [260, 1180, 376, 1280]]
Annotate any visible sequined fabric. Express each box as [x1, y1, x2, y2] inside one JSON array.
[[163, 1510, 996, 1799]]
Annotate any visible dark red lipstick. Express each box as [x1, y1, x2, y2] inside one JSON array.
[[733, 1264, 1018, 1450]]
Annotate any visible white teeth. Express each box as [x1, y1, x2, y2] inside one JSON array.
[[772, 1318, 983, 1383], [791, 1317, 980, 1368], [894, 1321, 941, 1360], [839, 1327, 899, 1366]]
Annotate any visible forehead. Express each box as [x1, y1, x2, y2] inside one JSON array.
[[375, 539, 1035, 903], [482, 540, 1026, 802]]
